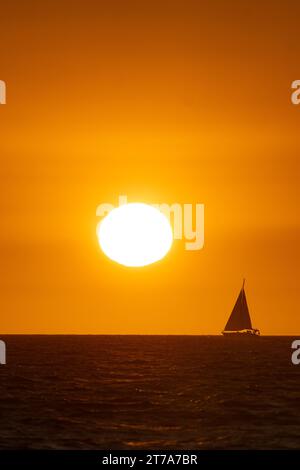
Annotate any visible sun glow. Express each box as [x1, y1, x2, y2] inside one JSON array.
[[97, 203, 173, 267]]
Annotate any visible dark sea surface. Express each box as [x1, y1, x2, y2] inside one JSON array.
[[0, 335, 300, 449]]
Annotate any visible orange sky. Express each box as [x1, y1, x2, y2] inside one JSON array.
[[0, 0, 299, 334]]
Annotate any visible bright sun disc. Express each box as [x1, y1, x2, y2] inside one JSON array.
[[97, 203, 173, 267]]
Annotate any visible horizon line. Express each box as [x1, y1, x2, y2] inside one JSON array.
[[0, 333, 299, 337]]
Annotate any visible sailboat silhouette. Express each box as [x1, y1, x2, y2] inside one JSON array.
[[222, 280, 260, 336]]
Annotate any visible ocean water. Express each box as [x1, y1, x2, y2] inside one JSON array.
[[0, 335, 300, 449]]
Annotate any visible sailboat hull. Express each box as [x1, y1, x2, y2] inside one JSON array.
[[222, 329, 260, 337]]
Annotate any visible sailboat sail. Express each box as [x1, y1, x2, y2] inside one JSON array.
[[224, 283, 252, 331]]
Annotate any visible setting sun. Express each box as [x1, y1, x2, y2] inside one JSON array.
[[97, 203, 173, 267]]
